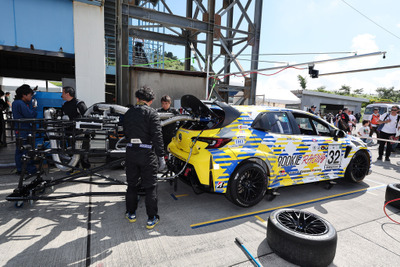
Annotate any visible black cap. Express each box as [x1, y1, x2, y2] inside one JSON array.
[[311, 105, 316, 108], [373, 107, 379, 110]]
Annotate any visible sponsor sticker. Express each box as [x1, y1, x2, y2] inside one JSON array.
[[235, 139, 246, 145], [310, 143, 319, 152], [216, 182, 225, 188]]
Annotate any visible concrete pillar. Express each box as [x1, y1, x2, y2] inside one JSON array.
[[73, 1, 105, 106]]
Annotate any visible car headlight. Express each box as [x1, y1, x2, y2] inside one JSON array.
[[351, 140, 363, 147]]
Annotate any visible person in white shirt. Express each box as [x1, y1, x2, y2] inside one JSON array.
[[377, 105, 400, 162], [358, 120, 372, 145], [347, 110, 356, 133]]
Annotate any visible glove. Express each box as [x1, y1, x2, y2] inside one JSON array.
[[158, 156, 167, 172]]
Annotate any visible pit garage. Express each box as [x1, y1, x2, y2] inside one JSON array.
[[291, 89, 369, 116]]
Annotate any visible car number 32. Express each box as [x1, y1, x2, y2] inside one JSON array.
[[325, 145, 342, 169]]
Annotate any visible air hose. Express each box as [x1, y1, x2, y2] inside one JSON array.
[[383, 198, 400, 224]]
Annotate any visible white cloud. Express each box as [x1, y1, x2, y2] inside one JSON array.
[[373, 70, 400, 89]]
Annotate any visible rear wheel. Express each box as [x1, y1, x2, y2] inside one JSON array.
[[345, 150, 369, 182], [226, 162, 267, 207]]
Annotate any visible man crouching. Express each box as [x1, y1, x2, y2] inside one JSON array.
[[123, 86, 165, 229]]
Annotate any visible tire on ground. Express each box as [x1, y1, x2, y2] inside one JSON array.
[[267, 208, 337, 267], [385, 183, 400, 209], [345, 150, 369, 183], [226, 162, 267, 207]]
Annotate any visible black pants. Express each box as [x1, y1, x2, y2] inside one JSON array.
[[369, 126, 378, 138], [125, 146, 158, 218], [378, 131, 395, 158], [0, 116, 6, 146], [80, 137, 91, 169]]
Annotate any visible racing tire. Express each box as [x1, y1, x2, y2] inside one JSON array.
[[345, 150, 369, 183], [267, 209, 337, 267], [226, 162, 267, 207], [385, 184, 400, 209]]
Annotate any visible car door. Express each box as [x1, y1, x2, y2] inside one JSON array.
[[252, 111, 307, 187], [292, 112, 346, 183]]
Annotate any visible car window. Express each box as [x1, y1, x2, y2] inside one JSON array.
[[294, 117, 316, 135], [252, 112, 293, 134], [312, 120, 331, 136], [292, 112, 332, 136]]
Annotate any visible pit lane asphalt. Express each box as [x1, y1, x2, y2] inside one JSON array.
[[0, 140, 399, 266]]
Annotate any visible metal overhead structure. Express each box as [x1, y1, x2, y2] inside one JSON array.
[[114, 0, 263, 105]]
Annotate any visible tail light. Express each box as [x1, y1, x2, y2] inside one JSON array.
[[194, 137, 232, 149]]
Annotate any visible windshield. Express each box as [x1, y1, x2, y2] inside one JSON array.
[[364, 106, 388, 115]]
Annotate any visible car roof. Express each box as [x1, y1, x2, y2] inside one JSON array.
[[366, 103, 397, 107], [233, 105, 313, 116]]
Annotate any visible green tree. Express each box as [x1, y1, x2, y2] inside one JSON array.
[[338, 85, 351, 95], [163, 51, 196, 71], [353, 88, 364, 95], [376, 86, 400, 101], [297, 75, 307, 90]]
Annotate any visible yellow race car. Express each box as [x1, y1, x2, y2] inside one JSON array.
[[168, 95, 371, 207]]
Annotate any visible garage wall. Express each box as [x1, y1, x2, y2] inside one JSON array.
[[292, 90, 369, 115], [129, 69, 206, 108], [302, 95, 360, 113]]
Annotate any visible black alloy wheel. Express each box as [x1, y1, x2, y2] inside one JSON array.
[[276, 209, 329, 235], [227, 162, 267, 207], [345, 150, 369, 182]]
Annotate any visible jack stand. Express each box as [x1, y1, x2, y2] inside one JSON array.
[[325, 180, 337, 190], [266, 189, 280, 201]]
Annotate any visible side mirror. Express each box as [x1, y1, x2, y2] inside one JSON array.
[[331, 129, 345, 141]]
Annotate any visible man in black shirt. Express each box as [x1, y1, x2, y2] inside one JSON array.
[[61, 87, 87, 120], [339, 107, 351, 133], [61, 86, 91, 169], [123, 86, 164, 229], [157, 95, 179, 153]]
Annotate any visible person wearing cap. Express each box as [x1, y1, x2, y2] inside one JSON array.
[[308, 105, 317, 115], [369, 107, 380, 142], [12, 84, 38, 175], [123, 85, 165, 229]]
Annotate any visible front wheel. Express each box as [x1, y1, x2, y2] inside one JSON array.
[[226, 162, 267, 207], [345, 150, 369, 182]]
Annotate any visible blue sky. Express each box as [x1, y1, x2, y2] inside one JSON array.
[[163, 0, 400, 96]]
